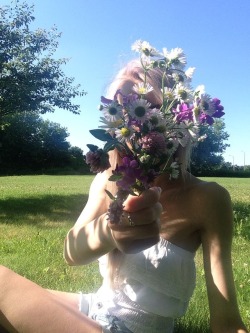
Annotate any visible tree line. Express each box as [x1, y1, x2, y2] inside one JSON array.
[[0, 112, 89, 175]]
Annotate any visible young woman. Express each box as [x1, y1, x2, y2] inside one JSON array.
[[0, 42, 248, 333]]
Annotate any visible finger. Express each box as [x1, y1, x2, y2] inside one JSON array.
[[108, 220, 160, 238], [123, 186, 162, 212], [121, 211, 136, 227], [123, 202, 163, 227]]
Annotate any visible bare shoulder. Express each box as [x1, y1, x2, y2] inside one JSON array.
[[189, 177, 233, 231], [193, 178, 231, 206]]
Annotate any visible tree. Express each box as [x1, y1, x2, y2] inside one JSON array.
[[69, 146, 90, 173], [190, 119, 230, 175], [0, 1, 86, 125], [0, 112, 84, 174], [37, 119, 72, 169], [0, 112, 43, 171]]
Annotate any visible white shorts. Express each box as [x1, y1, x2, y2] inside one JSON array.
[[79, 293, 133, 333]]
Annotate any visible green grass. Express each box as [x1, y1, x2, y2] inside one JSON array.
[[0, 175, 249, 331], [0, 175, 101, 292]]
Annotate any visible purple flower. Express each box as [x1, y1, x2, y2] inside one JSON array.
[[145, 168, 159, 185], [211, 98, 225, 118], [199, 113, 214, 125], [108, 197, 124, 223], [121, 156, 139, 168], [140, 132, 167, 157], [114, 89, 138, 106], [111, 155, 149, 192], [107, 188, 131, 223], [100, 96, 114, 104], [173, 103, 194, 123], [85, 149, 111, 173], [198, 97, 225, 124]]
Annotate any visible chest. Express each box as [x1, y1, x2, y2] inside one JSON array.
[[158, 188, 202, 251]]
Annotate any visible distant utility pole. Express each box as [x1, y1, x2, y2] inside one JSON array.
[[229, 155, 235, 171], [241, 151, 246, 171]]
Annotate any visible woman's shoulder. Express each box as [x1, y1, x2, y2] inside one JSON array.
[[190, 176, 230, 201], [188, 176, 233, 228]]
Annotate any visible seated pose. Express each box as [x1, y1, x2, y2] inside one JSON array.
[[0, 41, 248, 333]]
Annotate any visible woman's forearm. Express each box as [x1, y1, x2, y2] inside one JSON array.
[[64, 213, 115, 266]]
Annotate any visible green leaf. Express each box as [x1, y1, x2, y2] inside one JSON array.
[[105, 189, 116, 200], [103, 141, 115, 152], [89, 129, 113, 142], [103, 139, 122, 152], [108, 174, 122, 182], [129, 188, 140, 196], [86, 144, 98, 152]]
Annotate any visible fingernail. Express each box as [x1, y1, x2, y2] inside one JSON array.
[[150, 186, 162, 194]]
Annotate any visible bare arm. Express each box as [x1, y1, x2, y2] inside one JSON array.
[[64, 171, 162, 266], [64, 171, 116, 265], [200, 183, 248, 333]]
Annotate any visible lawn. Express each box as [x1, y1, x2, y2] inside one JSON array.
[[0, 175, 249, 331]]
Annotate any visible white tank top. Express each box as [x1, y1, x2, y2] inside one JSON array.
[[98, 238, 196, 323]]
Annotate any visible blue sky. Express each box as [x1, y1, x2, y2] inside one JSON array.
[[2, 0, 250, 166]]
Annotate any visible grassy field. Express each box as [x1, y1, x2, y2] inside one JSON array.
[[0, 175, 249, 332]]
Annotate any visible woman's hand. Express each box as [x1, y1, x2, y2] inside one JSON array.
[[108, 186, 162, 253]]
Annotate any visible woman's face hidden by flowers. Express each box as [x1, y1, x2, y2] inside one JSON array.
[[85, 40, 225, 223]]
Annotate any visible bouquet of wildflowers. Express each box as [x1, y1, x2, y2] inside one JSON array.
[[85, 40, 225, 223]]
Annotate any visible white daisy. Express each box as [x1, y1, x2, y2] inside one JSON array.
[[99, 117, 123, 134], [194, 85, 206, 98], [133, 82, 154, 95], [197, 94, 215, 116], [131, 40, 160, 57], [171, 67, 195, 86], [174, 83, 193, 102], [102, 100, 123, 122], [115, 127, 134, 143], [163, 47, 186, 68], [172, 72, 185, 84], [149, 108, 167, 131], [129, 98, 152, 123], [185, 67, 196, 79], [162, 87, 175, 101]]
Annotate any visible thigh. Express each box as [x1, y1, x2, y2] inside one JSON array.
[[47, 290, 80, 309], [0, 266, 102, 333], [48, 290, 92, 315]]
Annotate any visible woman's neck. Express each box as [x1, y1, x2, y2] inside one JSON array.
[[153, 169, 194, 190]]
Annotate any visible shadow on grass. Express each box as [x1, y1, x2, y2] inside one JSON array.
[[0, 193, 88, 227], [174, 319, 210, 333]]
